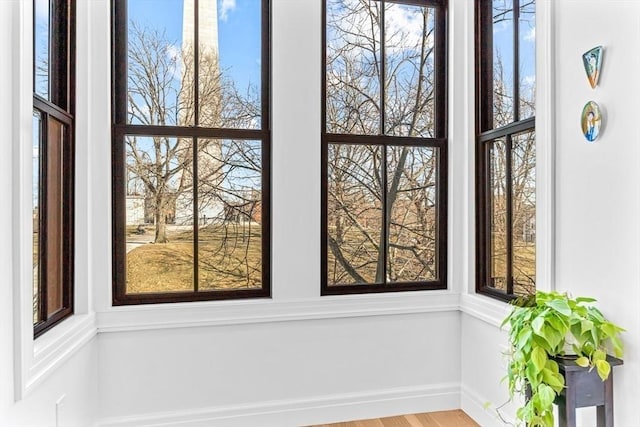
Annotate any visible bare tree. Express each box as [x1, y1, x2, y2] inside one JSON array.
[[486, 0, 537, 294], [326, 0, 437, 284], [126, 23, 261, 244]]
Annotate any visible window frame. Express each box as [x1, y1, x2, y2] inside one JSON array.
[[475, 0, 536, 301], [111, 0, 272, 305], [32, 0, 76, 338], [321, 0, 449, 296]]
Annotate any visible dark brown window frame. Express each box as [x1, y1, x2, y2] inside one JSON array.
[[111, 0, 271, 305], [321, 0, 448, 296], [33, 0, 76, 338], [475, 0, 535, 301]]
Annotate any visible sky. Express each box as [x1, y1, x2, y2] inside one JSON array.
[[492, 0, 536, 109], [128, 0, 262, 93]]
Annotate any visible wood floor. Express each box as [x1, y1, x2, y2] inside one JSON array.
[[309, 410, 479, 427]]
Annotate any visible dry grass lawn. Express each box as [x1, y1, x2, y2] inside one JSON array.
[[126, 223, 262, 294]]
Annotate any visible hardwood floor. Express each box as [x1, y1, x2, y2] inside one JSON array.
[[308, 410, 479, 427]]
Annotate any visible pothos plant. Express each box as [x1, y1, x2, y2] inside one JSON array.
[[501, 290, 624, 427]]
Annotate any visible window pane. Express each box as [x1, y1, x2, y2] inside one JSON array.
[[512, 130, 535, 295], [32, 110, 41, 325], [46, 117, 65, 317], [125, 135, 194, 293], [127, 0, 192, 126], [518, 0, 535, 120], [327, 144, 383, 285], [34, 0, 50, 99], [384, 3, 435, 137], [488, 138, 507, 291], [492, 0, 514, 128], [326, 0, 381, 135], [198, 0, 262, 129], [197, 139, 262, 290], [387, 146, 438, 282]]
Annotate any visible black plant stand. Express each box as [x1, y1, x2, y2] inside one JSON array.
[[554, 355, 623, 427]]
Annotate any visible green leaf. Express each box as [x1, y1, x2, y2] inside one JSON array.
[[575, 356, 590, 368], [537, 383, 556, 408], [593, 349, 606, 362], [602, 322, 624, 337], [542, 411, 554, 427], [595, 359, 611, 381], [549, 314, 569, 333], [542, 325, 563, 351], [531, 347, 547, 373], [581, 319, 594, 335], [532, 316, 545, 335], [611, 336, 624, 358], [526, 362, 541, 388], [576, 296, 597, 303], [572, 344, 582, 356], [541, 368, 565, 393], [589, 307, 606, 322], [590, 327, 600, 346], [545, 359, 559, 374], [517, 328, 533, 350], [546, 299, 572, 316]]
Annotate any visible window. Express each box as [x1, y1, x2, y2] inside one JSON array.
[[32, 0, 75, 337], [322, 0, 448, 295], [476, 0, 535, 300], [112, 0, 270, 304]]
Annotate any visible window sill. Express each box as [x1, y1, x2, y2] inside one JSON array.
[[459, 293, 512, 328], [17, 313, 97, 400], [97, 291, 460, 333]]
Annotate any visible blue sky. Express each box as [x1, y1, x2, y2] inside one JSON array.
[[128, 0, 262, 92], [492, 1, 536, 94]]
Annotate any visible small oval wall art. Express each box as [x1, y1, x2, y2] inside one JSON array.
[[581, 101, 602, 143]]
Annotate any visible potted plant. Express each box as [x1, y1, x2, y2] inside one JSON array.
[[501, 290, 624, 427]]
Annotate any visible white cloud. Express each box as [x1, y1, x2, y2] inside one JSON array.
[[522, 75, 535, 87], [220, 0, 236, 22], [385, 4, 434, 54], [524, 25, 535, 42], [34, 0, 49, 21], [327, 1, 433, 56]]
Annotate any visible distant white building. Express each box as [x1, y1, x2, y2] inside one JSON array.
[[126, 196, 146, 225]]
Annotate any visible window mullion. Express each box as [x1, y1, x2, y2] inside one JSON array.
[[194, 0, 200, 127], [380, 1, 388, 286], [381, 145, 388, 286], [380, 0, 386, 136], [193, 1, 200, 293], [506, 134, 514, 295], [38, 111, 48, 325], [513, 0, 520, 122], [193, 136, 199, 293]]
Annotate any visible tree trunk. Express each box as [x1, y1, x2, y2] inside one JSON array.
[[154, 199, 168, 243]]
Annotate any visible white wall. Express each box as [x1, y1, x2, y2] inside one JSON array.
[[462, 1, 640, 426], [0, 1, 99, 427], [7, 0, 640, 426], [97, 313, 461, 426], [554, 0, 640, 425], [93, 0, 463, 425]]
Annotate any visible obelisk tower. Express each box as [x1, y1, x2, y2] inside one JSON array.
[[175, 0, 224, 225]]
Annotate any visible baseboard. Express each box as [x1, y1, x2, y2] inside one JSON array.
[[95, 383, 461, 427], [460, 384, 512, 427]]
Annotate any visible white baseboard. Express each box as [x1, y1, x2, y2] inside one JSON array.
[[95, 383, 461, 427], [461, 384, 512, 427]]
